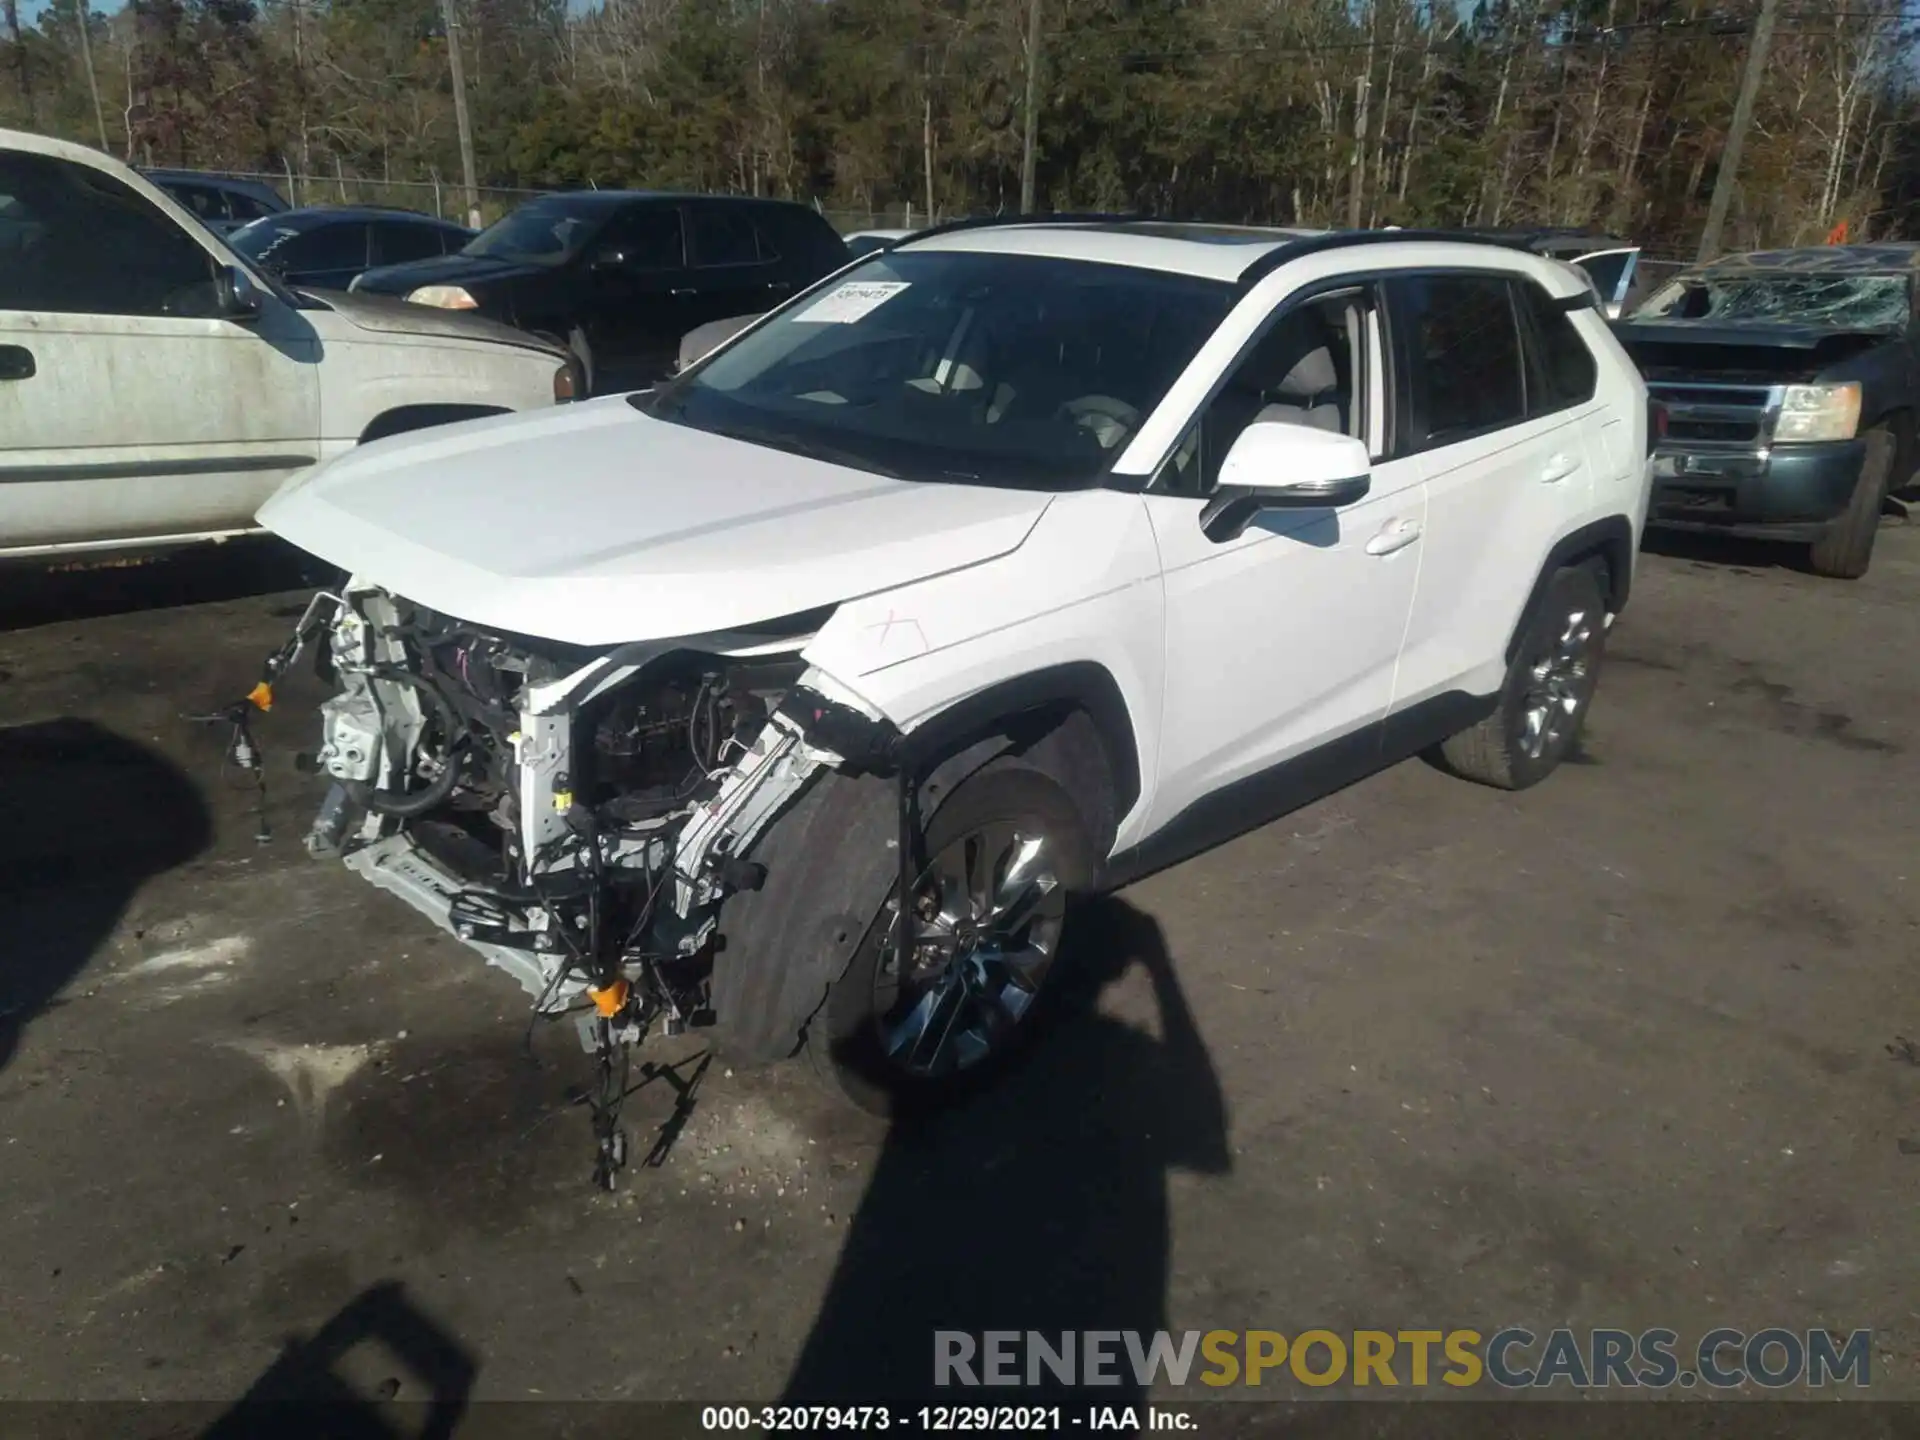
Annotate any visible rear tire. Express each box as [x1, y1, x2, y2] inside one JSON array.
[[1807, 423, 1893, 580], [1437, 563, 1608, 792], [806, 761, 1095, 1118]]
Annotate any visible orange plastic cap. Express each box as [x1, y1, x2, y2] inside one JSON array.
[[589, 978, 630, 1017]]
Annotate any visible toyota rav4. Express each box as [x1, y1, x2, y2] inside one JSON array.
[[259, 218, 1651, 1129]]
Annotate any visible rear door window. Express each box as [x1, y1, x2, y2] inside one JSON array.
[[598, 204, 685, 270], [372, 220, 448, 266], [1387, 273, 1528, 449], [689, 205, 760, 268], [277, 222, 370, 274]]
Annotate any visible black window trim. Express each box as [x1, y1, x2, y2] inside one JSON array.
[[1133, 273, 1396, 496], [1384, 265, 1539, 457]]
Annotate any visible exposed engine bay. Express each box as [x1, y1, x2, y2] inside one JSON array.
[[280, 582, 900, 1182]]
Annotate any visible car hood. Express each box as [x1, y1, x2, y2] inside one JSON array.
[[351, 251, 543, 296], [1613, 319, 1891, 383], [1613, 318, 1895, 351], [311, 287, 563, 354], [257, 399, 1055, 647]]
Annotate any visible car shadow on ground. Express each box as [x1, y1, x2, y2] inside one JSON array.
[[781, 897, 1230, 1408], [0, 537, 338, 631], [0, 718, 212, 1076]]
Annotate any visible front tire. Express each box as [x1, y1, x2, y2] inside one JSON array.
[[1437, 563, 1608, 791], [1807, 423, 1893, 580], [807, 762, 1095, 1117]]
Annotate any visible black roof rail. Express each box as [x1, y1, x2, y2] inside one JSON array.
[[891, 210, 1155, 248], [1234, 227, 1546, 291]]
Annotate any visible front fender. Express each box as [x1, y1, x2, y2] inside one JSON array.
[[316, 336, 560, 445], [798, 488, 1165, 852]]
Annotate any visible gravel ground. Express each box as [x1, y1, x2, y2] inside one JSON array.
[[1, 526, 1916, 1423]]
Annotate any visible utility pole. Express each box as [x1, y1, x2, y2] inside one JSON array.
[[71, 0, 107, 150], [1696, 0, 1781, 263], [439, 0, 481, 229], [3, 0, 33, 128], [1018, 0, 1043, 213]]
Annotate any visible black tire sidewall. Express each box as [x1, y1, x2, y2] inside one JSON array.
[[814, 760, 1096, 1119], [1500, 564, 1608, 788], [1808, 424, 1893, 579]]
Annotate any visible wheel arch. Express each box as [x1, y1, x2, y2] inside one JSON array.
[[358, 403, 511, 446], [1868, 404, 1915, 492], [709, 662, 1143, 1066], [897, 660, 1142, 859], [1504, 514, 1634, 665]]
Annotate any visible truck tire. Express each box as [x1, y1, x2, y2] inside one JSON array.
[[1807, 423, 1894, 580], [806, 760, 1096, 1117], [1437, 563, 1608, 792]]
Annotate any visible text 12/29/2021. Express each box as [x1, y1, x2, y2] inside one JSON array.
[[701, 1405, 1195, 1432]]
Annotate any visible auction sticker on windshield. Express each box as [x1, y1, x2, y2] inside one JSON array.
[[795, 280, 910, 324]]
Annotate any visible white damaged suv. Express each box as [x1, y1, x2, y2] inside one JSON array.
[[261, 217, 1651, 1115]]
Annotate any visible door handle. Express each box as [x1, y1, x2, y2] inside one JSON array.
[[670, 288, 695, 297], [1540, 452, 1581, 483], [0, 344, 34, 381], [1365, 518, 1422, 556]]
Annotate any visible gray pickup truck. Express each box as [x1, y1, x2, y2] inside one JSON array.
[[1616, 244, 1919, 578]]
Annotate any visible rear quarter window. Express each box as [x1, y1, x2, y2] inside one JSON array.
[[1514, 280, 1598, 415], [768, 208, 849, 275]]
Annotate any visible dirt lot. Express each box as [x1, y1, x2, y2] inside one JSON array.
[[1, 527, 1918, 1419]]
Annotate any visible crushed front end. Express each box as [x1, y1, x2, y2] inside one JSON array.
[[301, 580, 880, 1090]]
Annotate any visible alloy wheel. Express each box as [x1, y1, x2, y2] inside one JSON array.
[[1520, 604, 1597, 760], [871, 820, 1066, 1078]]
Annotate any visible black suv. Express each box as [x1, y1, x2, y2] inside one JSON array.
[[350, 191, 849, 393]]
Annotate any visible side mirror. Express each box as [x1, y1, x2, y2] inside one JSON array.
[[1199, 423, 1372, 543], [589, 246, 631, 272], [215, 264, 264, 321]]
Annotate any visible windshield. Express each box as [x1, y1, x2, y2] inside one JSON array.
[[648, 250, 1235, 489], [1634, 273, 1911, 329], [461, 199, 598, 267]]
